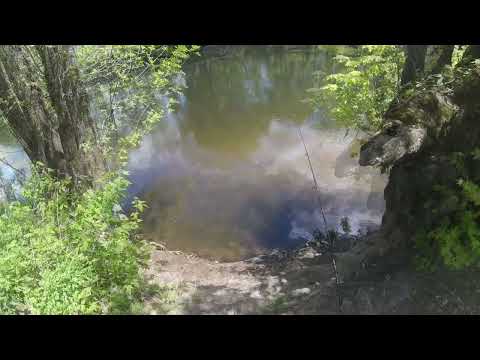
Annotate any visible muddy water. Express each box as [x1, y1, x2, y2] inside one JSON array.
[[127, 46, 388, 261]]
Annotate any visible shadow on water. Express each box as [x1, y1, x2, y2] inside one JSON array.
[[126, 46, 387, 261]]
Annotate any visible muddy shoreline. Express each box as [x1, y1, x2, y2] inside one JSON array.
[[141, 233, 480, 315]]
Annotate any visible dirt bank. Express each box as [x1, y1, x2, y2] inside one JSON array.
[[141, 237, 480, 315]]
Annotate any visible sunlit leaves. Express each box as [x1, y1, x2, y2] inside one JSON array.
[[76, 45, 198, 168], [0, 166, 149, 314], [306, 45, 405, 133]]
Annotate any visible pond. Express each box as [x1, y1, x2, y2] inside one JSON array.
[[126, 45, 388, 261]]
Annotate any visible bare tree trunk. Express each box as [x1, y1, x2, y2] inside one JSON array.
[[0, 45, 103, 184], [400, 45, 428, 86], [428, 45, 454, 75]]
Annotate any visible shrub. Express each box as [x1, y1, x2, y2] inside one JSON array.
[[0, 165, 149, 314], [305, 45, 405, 132], [415, 150, 480, 271]]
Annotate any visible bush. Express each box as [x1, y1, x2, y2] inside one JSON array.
[[0, 165, 149, 314], [305, 45, 405, 132], [415, 150, 480, 271]]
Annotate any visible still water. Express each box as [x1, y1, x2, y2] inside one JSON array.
[[127, 46, 388, 261]]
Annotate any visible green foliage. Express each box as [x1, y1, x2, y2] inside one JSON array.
[[452, 45, 468, 68], [306, 45, 405, 132], [415, 149, 480, 271], [76, 45, 200, 166], [0, 46, 198, 314], [0, 164, 150, 314]]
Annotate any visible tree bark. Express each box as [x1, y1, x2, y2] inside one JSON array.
[[428, 45, 454, 75], [0, 45, 103, 184], [400, 45, 428, 86]]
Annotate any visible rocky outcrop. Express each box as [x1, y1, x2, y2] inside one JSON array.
[[359, 86, 458, 171], [337, 55, 480, 281], [381, 62, 480, 245]]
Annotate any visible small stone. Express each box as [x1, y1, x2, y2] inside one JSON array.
[[292, 288, 311, 297], [315, 282, 320, 286], [281, 278, 288, 284], [250, 290, 263, 299], [297, 247, 317, 259]]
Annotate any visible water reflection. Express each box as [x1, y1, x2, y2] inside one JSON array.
[[177, 47, 327, 159], [0, 126, 30, 201], [128, 46, 387, 261]]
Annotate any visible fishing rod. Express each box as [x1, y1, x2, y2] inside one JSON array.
[[296, 125, 343, 312], [296, 126, 329, 233]]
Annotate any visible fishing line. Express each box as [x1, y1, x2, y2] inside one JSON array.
[[296, 124, 343, 312], [296, 125, 329, 232]]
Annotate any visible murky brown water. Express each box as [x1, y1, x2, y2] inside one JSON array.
[[127, 46, 388, 261]]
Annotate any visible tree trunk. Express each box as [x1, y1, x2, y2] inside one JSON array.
[[400, 45, 428, 86], [428, 45, 454, 75], [0, 45, 103, 184]]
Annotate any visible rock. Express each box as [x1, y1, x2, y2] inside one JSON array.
[[297, 247, 317, 259], [292, 288, 311, 297], [281, 278, 288, 284], [250, 290, 263, 299], [359, 87, 457, 170]]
